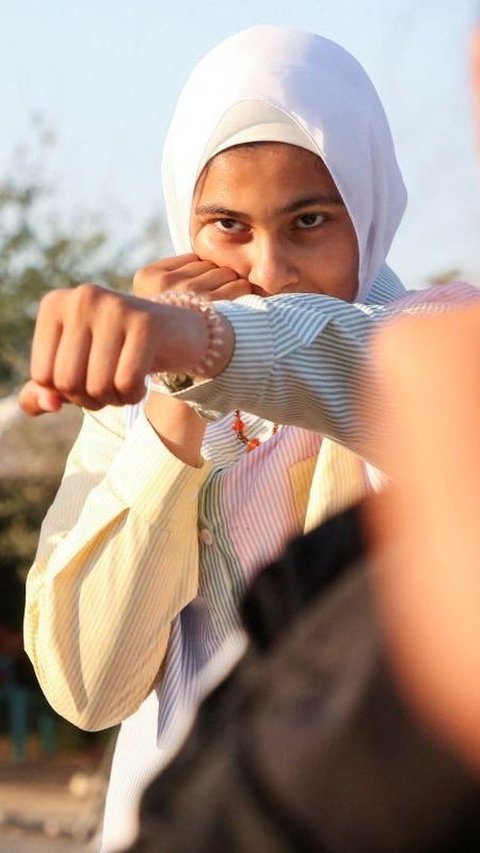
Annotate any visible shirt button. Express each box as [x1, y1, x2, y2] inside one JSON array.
[[199, 528, 214, 546]]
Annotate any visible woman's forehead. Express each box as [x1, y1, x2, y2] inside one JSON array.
[[194, 142, 341, 202]]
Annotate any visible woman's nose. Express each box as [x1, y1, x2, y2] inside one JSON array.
[[247, 236, 298, 296]]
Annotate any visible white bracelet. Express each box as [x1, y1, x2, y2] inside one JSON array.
[[149, 290, 226, 387]]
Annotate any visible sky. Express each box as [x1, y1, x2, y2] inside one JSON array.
[[1, 0, 479, 288]]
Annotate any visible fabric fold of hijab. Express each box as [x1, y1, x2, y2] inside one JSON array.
[[161, 25, 407, 300]]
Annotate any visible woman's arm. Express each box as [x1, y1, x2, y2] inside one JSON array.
[[174, 281, 480, 468], [24, 404, 211, 730], [21, 274, 235, 731]]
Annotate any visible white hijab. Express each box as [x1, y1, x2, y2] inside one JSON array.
[[161, 25, 407, 300]]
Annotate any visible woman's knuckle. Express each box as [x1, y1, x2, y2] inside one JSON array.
[[132, 268, 149, 290], [86, 379, 110, 400], [31, 364, 50, 386], [38, 287, 68, 317], [133, 266, 170, 296], [54, 377, 77, 396], [116, 372, 143, 399], [76, 282, 101, 301]]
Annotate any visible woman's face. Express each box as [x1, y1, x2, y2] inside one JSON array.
[[190, 142, 359, 301]]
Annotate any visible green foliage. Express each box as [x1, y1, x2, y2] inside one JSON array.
[[0, 129, 164, 744], [429, 268, 463, 286], [0, 126, 164, 394], [0, 126, 165, 611], [0, 478, 60, 630]]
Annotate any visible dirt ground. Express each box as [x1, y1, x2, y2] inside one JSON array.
[[0, 737, 109, 852]]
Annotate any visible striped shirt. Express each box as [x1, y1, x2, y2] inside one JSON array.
[[23, 269, 479, 851]]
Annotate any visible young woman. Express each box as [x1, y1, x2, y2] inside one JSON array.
[[21, 25, 476, 851]]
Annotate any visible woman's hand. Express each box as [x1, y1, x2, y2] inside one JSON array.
[[17, 283, 234, 415], [133, 253, 251, 302]]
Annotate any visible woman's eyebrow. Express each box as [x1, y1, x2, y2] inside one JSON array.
[[281, 193, 344, 213], [194, 204, 246, 218], [194, 194, 344, 220]]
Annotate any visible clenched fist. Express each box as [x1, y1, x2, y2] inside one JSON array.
[[19, 283, 234, 415]]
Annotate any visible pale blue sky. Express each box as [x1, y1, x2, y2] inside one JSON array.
[[1, 0, 479, 286]]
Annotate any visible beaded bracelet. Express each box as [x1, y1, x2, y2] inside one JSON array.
[[149, 291, 226, 391]]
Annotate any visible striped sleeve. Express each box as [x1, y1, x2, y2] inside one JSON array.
[[24, 405, 211, 731], [175, 280, 480, 466]]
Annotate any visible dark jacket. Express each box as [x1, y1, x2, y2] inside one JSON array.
[[130, 505, 480, 853]]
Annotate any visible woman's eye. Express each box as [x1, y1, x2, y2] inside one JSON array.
[[215, 218, 244, 232], [296, 213, 325, 229]]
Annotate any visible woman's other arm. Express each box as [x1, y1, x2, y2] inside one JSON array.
[[24, 404, 210, 730], [174, 281, 480, 468]]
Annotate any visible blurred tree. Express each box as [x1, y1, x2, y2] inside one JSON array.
[[0, 122, 165, 611], [0, 126, 165, 753], [0, 120, 164, 395], [428, 267, 463, 286]]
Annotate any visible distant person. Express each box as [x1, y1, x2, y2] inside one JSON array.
[[19, 25, 478, 851]]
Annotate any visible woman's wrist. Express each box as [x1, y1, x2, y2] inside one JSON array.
[[149, 291, 235, 388], [144, 393, 207, 468]]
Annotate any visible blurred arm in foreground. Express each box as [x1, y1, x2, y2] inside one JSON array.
[[369, 303, 480, 777], [126, 306, 480, 853]]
